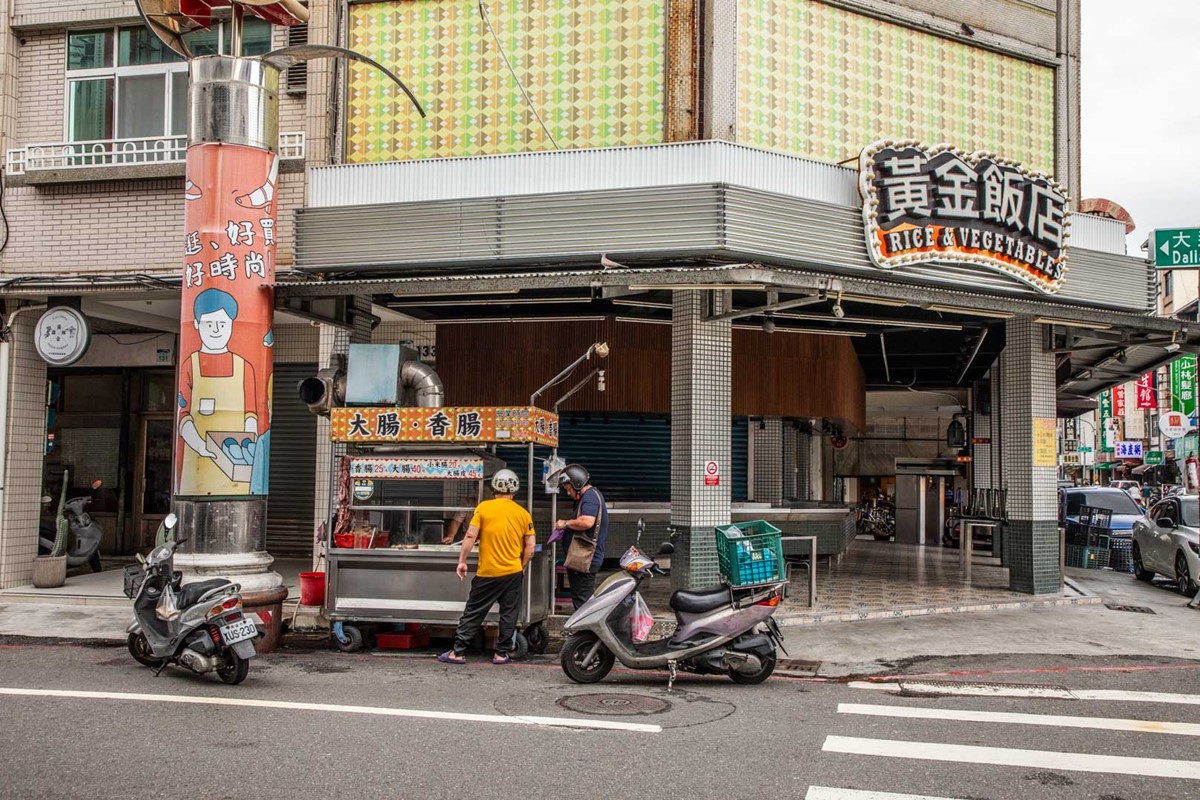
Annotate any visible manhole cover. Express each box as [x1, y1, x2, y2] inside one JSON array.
[[557, 693, 672, 716], [1105, 604, 1157, 614]]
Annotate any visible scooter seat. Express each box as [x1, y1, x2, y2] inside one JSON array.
[[177, 579, 233, 608], [669, 584, 731, 614]]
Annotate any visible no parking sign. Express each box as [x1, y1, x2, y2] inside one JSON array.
[[704, 460, 720, 487]]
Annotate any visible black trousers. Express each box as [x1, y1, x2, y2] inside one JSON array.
[[567, 568, 598, 610], [452, 572, 523, 655]]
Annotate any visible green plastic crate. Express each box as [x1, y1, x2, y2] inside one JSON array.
[[1065, 544, 1110, 570], [715, 520, 785, 587]]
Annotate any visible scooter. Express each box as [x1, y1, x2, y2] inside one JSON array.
[[559, 520, 788, 688], [38, 479, 104, 573], [125, 514, 258, 685]]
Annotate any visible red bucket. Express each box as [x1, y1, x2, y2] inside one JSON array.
[[299, 571, 326, 606]]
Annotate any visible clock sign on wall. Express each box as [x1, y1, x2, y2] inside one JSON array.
[[34, 307, 91, 367]]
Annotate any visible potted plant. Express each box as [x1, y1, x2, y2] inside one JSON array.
[[31, 470, 69, 588]]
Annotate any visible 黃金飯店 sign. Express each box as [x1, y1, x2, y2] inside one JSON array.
[[859, 141, 1071, 294]]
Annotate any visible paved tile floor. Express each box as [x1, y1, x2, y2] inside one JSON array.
[[635, 536, 1097, 628]]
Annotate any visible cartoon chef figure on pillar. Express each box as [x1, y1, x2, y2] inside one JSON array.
[[178, 287, 260, 495]]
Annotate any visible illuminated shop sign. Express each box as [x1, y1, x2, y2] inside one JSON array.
[[859, 140, 1071, 294]]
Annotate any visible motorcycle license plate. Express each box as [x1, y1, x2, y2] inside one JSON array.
[[219, 618, 257, 645]]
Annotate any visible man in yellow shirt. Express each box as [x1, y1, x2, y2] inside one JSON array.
[[438, 469, 535, 665]]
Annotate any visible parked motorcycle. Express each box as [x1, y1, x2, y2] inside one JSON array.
[[37, 479, 104, 572], [125, 514, 257, 685], [559, 520, 788, 688]]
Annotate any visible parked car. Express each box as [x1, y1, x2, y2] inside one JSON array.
[[1058, 487, 1144, 536], [1110, 480, 1145, 503], [1131, 495, 1200, 595]]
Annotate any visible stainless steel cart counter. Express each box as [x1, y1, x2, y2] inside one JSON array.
[[327, 545, 552, 628]]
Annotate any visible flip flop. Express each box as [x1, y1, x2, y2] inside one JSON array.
[[437, 651, 466, 664], [492, 653, 511, 665]]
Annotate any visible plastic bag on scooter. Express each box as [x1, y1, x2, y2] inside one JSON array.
[[155, 588, 181, 621], [629, 593, 653, 643]]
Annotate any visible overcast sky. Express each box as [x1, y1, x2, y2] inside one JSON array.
[[1081, 0, 1200, 252]]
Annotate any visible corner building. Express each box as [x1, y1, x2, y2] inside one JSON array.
[[291, 0, 1195, 596]]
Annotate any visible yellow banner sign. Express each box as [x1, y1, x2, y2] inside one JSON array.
[[1033, 417, 1057, 467], [331, 406, 559, 447]]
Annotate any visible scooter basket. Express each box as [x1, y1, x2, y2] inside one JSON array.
[[123, 564, 145, 599], [715, 521, 785, 588]]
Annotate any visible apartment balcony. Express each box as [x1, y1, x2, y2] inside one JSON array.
[[5, 132, 306, 185]]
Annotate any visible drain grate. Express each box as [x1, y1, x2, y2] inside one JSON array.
[[1104, 604, 1157, 614], [557, 693, 672, 716]]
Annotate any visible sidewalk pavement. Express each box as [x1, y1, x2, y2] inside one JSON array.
[[2, 564, 1196, 676], [784, 566, 1200, 677]]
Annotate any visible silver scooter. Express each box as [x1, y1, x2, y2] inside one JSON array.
[[37, 479, 104, 572], [560, 520, 788, 687], [125, 514, 258, 685]]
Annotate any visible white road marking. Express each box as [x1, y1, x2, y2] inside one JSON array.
[[0, 687, 661, 734], [849, 681, 1200, 705], [1072, 689, 1200, 705], [806, 788, 968, 800], [839, 702, 1200, 736], [847, 681, 1072, 699], [822, 735, 1200, 780]]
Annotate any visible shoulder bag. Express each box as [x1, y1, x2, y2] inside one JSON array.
[[564, 489, 603, 573]]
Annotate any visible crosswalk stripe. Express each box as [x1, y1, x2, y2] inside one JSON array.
[[849, 681, 1200, 705], [839, 702, 1200, 736], [822, 736, 1200, 780], [806, 788, 967, 800]]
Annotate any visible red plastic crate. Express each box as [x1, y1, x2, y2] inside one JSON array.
[[376, 631, 430, 650]]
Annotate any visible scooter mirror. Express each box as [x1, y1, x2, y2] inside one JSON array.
[[163, 512, 178, 530], [636, 517, 645, 545]]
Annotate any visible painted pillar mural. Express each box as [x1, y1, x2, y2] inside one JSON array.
[[176, 144, 278, 498]]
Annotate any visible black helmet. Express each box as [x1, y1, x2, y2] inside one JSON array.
[[555, 463, 590, 492]]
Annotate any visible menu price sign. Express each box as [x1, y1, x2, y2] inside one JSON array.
[[1033, 418, 1057, 467]]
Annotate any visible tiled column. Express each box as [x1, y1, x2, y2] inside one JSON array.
[[782, 425, 799, 500], [0, 312, 48, 588], [671, 290, 731, 590], [795, 430, 812, 500], [312, 297, 375, 556], [972, 377, 992, 490], [753, 418, 783, 505], [1000, 317, 1059, 594]]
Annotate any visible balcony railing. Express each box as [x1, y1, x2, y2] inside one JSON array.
[[6, 131, 306, 175]]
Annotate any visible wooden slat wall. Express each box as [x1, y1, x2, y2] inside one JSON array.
[[436, 320, 865, 428]]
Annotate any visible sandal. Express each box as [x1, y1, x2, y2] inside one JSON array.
[[437, 651, 466, 665], [492, 652, 511, 665]]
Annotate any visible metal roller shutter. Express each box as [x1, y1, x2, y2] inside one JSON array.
[[267, 363, 318, 556], [497, 414, 749, 503]]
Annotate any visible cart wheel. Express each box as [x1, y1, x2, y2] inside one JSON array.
[[333, 624, 364, 653], [525, 623, 549, 655], [511, 631, 530, 661]]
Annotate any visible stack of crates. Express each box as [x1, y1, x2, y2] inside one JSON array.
[[715, 520, 785, 588]]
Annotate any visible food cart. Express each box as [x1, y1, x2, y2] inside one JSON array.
[[322, 405, 558, 654]]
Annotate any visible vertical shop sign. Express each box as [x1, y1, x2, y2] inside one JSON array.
[[1171, 354, 1197, 418], [1113, 385, 1126, 418], [1099, 389, 1114, 452], [1136, 373, 1157, 409], [175, 145, 278, 497]]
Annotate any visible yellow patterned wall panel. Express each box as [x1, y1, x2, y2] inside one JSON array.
[[738, 0, 1057, 175], [348, 1, 667, 162]]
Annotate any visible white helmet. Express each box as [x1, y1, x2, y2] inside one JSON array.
[[491, 469, 520, 494]]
